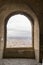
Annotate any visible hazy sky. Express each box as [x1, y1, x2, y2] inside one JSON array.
[[7, 14, 32, 37]]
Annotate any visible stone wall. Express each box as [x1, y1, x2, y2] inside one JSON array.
[[0, 0, 43, 62]]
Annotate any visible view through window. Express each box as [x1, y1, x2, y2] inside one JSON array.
[[6, 14, 32, 48]]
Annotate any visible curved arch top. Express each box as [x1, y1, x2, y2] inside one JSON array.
[[5, 11, 34, 26]]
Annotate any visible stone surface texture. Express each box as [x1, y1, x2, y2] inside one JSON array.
[[0, 59, 41, 65]]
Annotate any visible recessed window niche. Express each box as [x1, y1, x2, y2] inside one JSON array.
[[6, 14, 32, 48]]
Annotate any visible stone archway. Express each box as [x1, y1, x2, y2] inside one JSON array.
[[0, 2, 39, 62]]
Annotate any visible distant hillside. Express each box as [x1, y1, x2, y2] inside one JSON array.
[[7, 36, 32, 40]]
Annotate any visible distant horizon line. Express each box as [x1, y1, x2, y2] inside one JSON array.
[[7, 36, 32, 40]]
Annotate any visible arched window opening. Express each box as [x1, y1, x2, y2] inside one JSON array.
[[6, 14, 32, 48]]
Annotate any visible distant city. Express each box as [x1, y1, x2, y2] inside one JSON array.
[[6, 29, 32, 48]]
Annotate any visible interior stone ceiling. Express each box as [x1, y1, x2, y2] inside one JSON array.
[[0, 0, 43, 17]]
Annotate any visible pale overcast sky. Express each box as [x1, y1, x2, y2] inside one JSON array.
[[7, 14, 32, 37]]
